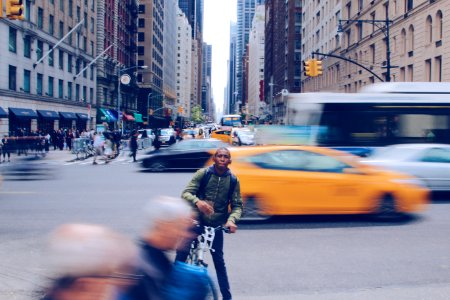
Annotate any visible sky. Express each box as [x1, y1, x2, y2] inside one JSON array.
[[203, 0, 237, 118]]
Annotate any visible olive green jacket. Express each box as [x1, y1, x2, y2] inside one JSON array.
[[181, 166, 243, 226]]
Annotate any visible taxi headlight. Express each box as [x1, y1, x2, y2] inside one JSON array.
[[391, 178, 427, 188]]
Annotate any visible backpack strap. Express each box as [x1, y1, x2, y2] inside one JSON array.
[[197, 167, 237, 204], [227, 173, 238, 203]]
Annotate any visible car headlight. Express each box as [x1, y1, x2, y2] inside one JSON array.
[[391, 178, 427, 188]]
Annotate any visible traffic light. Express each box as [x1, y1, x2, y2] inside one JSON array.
[[315, 60, 323, 76], [6, 0, 24, 20], [303, 59, 316, 77]]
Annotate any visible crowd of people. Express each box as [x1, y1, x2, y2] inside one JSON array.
[[38, 148, 243, 300]]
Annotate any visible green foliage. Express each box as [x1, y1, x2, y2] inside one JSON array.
[[191, 105, 204, 123]]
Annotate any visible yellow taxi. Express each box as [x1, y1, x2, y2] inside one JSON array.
[[210, 146, 429, 220], [211, 127, 232, 144]]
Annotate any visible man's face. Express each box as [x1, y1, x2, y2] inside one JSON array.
[[213, 149, 231, 169]]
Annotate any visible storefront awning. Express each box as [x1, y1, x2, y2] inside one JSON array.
[[9, 107, 38, 119], [59, 112, 78, 120], [76, 113, 90, 120], [99, 108, 117, 122], [37, 110, 59, 120], [123, 112, 135, 121], [133, 113, 143, 123], [0, 107, 8, 118]]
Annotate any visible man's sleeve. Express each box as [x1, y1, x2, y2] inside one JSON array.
[[181, 168, 205, 207], [228, 179, 243, 223]]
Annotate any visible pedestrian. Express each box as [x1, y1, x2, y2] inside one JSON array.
[[92, 132, 104, 165], [175, 147, 243, 300], [1, 135, 11, 162], [129, 130, 138, 162], [125, 196, 194, 300], [39, 223, 139, 300], [153, 129, 161, 150]]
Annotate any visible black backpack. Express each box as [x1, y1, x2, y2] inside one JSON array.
[[197, 168, 237, 204]]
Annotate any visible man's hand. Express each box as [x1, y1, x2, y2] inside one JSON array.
[[224, 220, 237, 233], [196, 200, 214, 216]]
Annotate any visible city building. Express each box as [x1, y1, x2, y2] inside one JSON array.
[[301, 0, 342, 93], [302, 0, 450, 92], [264, 0, 302, 123], [96, 0, 139, 131], [201, 42, 212, 118], [225, 22, 237, 114], [0, 0, 97, 136], [164, 0, 178, 123], [247, 4, 265, 119], [137, 0, 165, 128], [176, 9, 193, 118]]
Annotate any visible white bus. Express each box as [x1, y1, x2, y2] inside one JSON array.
[[284, 83, 450, 150], [220, 114, 242, 127]]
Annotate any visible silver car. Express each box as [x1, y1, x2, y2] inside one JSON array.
[[362, 144, 450, 191]]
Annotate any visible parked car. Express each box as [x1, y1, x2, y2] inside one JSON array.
[[140, 138, 228, 171], [137, 129, 155, 150], [362, 144, 450, 191], [205, 145, 429, 220], [157, 128, 176, 146]]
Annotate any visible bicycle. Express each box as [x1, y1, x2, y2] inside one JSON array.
[[184, 223, 230, 300]]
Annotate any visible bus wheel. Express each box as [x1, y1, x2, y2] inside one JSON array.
[[242, 197, 270, 221]]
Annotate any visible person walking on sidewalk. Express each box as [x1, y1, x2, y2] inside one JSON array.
[[1, 135, 11, 162], [129, 130, 138, 162]]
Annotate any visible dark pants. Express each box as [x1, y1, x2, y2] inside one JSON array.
[[176, 225, 232, 300]]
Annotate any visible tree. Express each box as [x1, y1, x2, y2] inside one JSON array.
[[191, 105, 204, 124]]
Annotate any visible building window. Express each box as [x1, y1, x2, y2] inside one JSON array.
[[69, 0, 73, 16], [138, 32, 145, 42], [25, 0, 31, 20], [435, 56, 442, 82], [401, 29, 407, 54], [48, 76, 54, 97], [426, 16, 432, 44], [138, 4, 145, 13], [425, 59, 431, 81], [8, 65, 16, 90], [49, 15, 54, 35], [138, 46, 145, 55], [9, 27, 17, 53], [407, 64, 413, 81], [68, 27, 73, 45], [23, 70, 31, 93], [68, 82, 73, 100], [138, 19, 145, 28], [38, 8, 43, 29], [68, 54, 72, 73], [90, 17, 94, 33], [60, 0, 64, 11], [408, 25, 414, 53], [76, 59, 80, 74], [82, 86, 87, 102], [59, 21, 64, 38], [84, 12, 87, 28], [48, 46, 54, 66], [23, 36, 31, 58], [436, 11, 443, 41], [77, 6, 80, 21], [83, 61, 87, 78], [91, 0, 94, 11], [90, 64, 94, 80], [76, 84, 80, 101], [406, 0, 413, 12], [91, 41, 94, 56], [58, 79, 64, 98], [90, 88, 94, 103], [59, 50, 64, 70], [37, 73, 43, 95]]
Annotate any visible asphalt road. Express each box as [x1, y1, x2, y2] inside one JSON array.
[[1, 160, 450, 300]]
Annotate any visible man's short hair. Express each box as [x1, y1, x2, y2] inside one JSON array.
[[214, 147, 230, 157]]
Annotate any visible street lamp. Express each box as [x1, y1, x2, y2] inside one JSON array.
[[337, 15, 393, 82], [117, 65, 148, 133]]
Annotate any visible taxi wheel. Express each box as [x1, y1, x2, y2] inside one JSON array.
[[148, 160, 167, 172], [375, 194, 401, 221], [242, 197, 270, 221]]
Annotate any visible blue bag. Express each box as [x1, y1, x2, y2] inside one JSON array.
[[162, 261, 213, 300]]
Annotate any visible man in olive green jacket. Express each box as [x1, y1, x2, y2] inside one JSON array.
[[176, 147, 243, 300]]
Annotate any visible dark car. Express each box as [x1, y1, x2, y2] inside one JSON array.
[[140, 138, 228, 172]]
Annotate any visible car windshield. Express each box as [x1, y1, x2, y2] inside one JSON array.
[[369, 146, 421, 160], [169, 140, 224, 150]]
